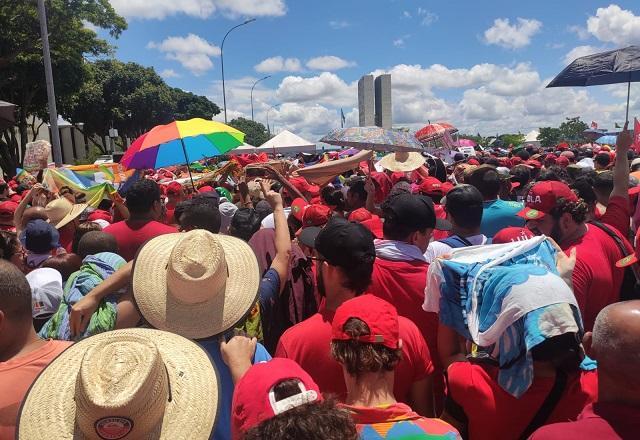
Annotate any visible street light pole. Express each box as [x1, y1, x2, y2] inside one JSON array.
[[251, 75, 271, 121], [266, 103, 281, 136], [36, 0, 63, 166], [221, 18, 256, 123]]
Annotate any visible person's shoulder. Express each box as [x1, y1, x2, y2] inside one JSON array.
[[279, 313, 325, 341], [398, 316, 423, 338], [529, 420, 583, 440], [147, 221, 178, 232]]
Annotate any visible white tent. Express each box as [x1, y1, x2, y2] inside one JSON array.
[[524, 130, 541, 146], [257, 130, 315, 154], [231, 143, 257, 154]]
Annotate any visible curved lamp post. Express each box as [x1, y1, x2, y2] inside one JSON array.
[[251, 75, 271, 121], [221, 18, 256, 123], [266, 103, 281, 136]]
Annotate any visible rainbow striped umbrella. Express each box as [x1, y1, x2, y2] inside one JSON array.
[[121, 118, 245, 170]]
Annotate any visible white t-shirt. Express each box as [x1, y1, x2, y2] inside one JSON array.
[[424, 234, 488, 263]]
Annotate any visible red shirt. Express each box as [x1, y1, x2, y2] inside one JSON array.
[[563, 224, 630, 330], [275, 303, 434, 402], [104, 220, 177, 261], [530, 402, 640, 440], [59, 226, 75, 253], [598, 195, 631, 237], [432, 204, 449, 241], [447, 362, 598, 440], [369, 258, 439, 368]]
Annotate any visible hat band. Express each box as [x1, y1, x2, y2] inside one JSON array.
[[268, 383, 319, 416]]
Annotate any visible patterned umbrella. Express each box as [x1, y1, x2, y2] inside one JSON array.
[[415, 122, 458, 143], [319, 126, 424, 152], [121, 118, 245, 170]]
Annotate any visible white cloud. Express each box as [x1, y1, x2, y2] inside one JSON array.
[[148, 34, 220, 76], [417, 8, 438, 26], [276, 72, 355, 106], [82, 20, 98, 32], [329, 20, 350, 29], [393, 35, 410, 48], [306, 56, 356, 71], [160, 69, 181, 79], [254, 56, 302, 73], [109, 0, 286, 20], [402, 11, 411, 19], [563, 45, 605, 65], [484, 17, 542, 49], [586, 4, 640, 45], [568, 25, 590, 40]]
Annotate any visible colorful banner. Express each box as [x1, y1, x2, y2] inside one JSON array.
[[42, 168, 117, 208]]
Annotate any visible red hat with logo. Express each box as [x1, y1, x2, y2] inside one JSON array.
[[289, 177, 320, 197], [492, 226, 535, 244], [617, 249, 640, 268], [348, 207, 383, 239], [232, 358, 323, 436], [290, 197, 309, 221], [301, 204, 332, 227], [418, 177, 453, 197], [332, 294, 399, 350], [517, 181, 578, 220]]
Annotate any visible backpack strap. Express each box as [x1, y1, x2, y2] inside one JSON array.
[[589, 221, 640, 284], [518, 370, 568, 440], [438, 235, 473, 249]]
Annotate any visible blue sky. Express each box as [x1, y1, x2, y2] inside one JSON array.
[[96, 1, 640, 140]]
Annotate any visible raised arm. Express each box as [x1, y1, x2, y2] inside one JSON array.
[[261, 180, 291, 293], [611, 121, 632, 199]]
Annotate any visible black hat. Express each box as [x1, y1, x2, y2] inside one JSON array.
[[383, 193, 451, 231], [310, 217, 376, 269]]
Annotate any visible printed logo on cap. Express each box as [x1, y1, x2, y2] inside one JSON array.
[[526, 195, 543, 205], [95, 417, 133, 440], [525, 209, 540, 219], [616, 254, 636, 268]]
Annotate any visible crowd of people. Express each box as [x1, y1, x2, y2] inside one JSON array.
[[1, 124, 640, 439]]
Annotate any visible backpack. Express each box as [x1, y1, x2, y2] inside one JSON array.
[[438, 235, 473, 249]]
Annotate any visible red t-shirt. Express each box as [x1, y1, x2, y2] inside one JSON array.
[[447, 362, 598, 440], [0, 339, 71, 439], [369, 258, 439, 368], [432, 204, 449, 241], [275, 303, 434, 402], [598, 195, 631, 237], [563, 224, 630, 330], [59, 226, 75, 253], [104, 220, 177, 261], [530, 402, 640, 440]]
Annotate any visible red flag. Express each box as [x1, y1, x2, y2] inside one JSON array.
[[591, 121, 598, 129], [633, 117, 640, 153]]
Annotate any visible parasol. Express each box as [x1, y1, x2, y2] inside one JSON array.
[[415, 122, 458, 143], [319, 126, 424, 152]]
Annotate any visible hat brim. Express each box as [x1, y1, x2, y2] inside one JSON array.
[[18, 328, 219, 440], [133, 233, 260, 339], [616, 254, 638, 268], [299, 226, 322, 249], [517, 207, 546, 220], [53, 203, 88, 229], [379, 152, 425, 172]]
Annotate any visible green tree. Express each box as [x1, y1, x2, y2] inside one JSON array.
[[558, 116, 588, 143], [228, 117, 271, 147], [498, 133, 526, 148], [537, 127, 562, 148], [171, 88, 220, 121], [0, 0, 126, 174]]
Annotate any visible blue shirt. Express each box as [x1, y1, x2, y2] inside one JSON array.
[[197, 338, 272, 440], [481, 199, 525, 238]]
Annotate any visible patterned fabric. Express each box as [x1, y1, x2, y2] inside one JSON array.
[[343, 402, 461, 439], [425, 237, 595, 398], [39, 252, 126, 341]]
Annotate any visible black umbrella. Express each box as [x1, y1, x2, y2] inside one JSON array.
[[0, 101, 17, 129], [547, 45, 640, 121]]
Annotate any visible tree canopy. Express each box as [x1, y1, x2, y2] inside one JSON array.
[[228, 117, 271, 147], [537, 117, 589, 147]]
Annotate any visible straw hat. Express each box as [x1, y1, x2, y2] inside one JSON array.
[[18, 328, 219, 440], [45, 197, 88, 229], [379, 151, 425, 172], [133, 229, 260, 339]]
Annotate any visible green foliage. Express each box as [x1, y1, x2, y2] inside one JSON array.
[[498, 133, 526, 148], [537, 127, 562, 148], [171, 88, 220, 121], [228, 117, 271, 147], [538, 117, 589, 147]]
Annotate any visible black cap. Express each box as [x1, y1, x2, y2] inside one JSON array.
[[312, 217, 375, 269], [383, 193, 451, 231], [194, 190, 220, 207]]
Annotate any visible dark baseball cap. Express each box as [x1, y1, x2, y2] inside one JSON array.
[[20, 219, 60, 254], [383, 193, 451, 231], [308, 217, 376, 270]]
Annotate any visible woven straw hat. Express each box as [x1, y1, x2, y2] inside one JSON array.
[[45, 197, 88, 229], [18, 328, 219, 440], [133, 229, 260, 339], [379, 151, 425, 172]]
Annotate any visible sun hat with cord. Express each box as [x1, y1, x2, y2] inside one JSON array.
[[132, 229, 260, 339], [17, 328, 219, 440], [378, 151, 425, 172], [45, 197, 88, 229]]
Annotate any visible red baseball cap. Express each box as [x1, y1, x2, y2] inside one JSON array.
[[544, 153, 557, 164], [390, 172, 408, 186], [166, 181, 183, 195], [10, 194, 21, 203], [232, 358, 323, 436], [332, 294, 399, 350], [0, 201, 18, 218], [517, 181, 578, 220], [525, 160, 542, 169], [617, 250, 639, 268], [87, 209, 112, 223], [289, 177, 320, 197], [467, 158, 480, 166], [348, 208, 383, 239], [557, 142, 569, 151], [198, 185, 214, 193], [556, 156, 570, 167], [492, 226, 535, 244], [418, 177, 452, 197], [301, 204, 331, 227], [290, 198, 309, 221]]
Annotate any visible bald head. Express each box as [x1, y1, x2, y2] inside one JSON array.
[[591, 301, 640, 385]]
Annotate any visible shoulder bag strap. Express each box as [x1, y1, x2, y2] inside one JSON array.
[[519, 370, 568, 440]]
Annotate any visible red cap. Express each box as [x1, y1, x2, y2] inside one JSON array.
[[301, 204, 331, 227], [492, 227, 535, 244], [517, 181, 578, 220], [348, 208, 383, 239], [310, 196, 322, 205], [10, 194, 21, 203], [525, 160, 542, 169], [556, 156, 570, 167], [544, 153, 557, 163], [198, 185, 214, 193], [560, 151, 575, 160], [166, 181, 183, 195], [510, 157, 524, 166], [557, 142, 569, 150], [467, 158, 480, 166], [332, 294, 399, 350], [289, 177, 320, 197], [390, 172, 408, 186], [232, 358, 322, 436], [418, 177, 452, 196], [0, 201, 18, 217], [87, 209, 112, 223], [290, 198, 309, 221]]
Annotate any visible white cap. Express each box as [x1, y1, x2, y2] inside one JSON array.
[[219, 201, 239, 234], [260, 207, 291, 229], [631, 158, 640, 168], [26, 268, 63, 319]]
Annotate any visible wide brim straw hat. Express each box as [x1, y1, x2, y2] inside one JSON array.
[[18, 328, 219, 440], [133, 229, 260, 339], [45, 197, 88, 229], [378, 151, 425, 172]]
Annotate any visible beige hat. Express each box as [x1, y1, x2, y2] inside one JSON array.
[[133, 229, 260, 339], [45, 197, 88, 229], [18, 328, 219, 440], [378, 151, 425, 172]]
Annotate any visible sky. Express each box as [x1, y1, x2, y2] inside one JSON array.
[[94, 1, 640, 142]]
